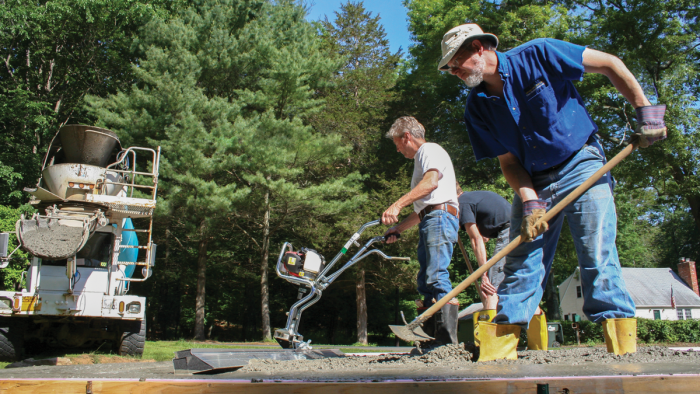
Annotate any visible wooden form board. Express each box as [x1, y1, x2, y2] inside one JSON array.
[[0, 375, 698, 394]]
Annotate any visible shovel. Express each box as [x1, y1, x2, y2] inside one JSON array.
[[390, 139, 639, 343]]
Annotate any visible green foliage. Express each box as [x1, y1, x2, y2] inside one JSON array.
[[86, 0, 367, 340], [635, 318, 700, 344], [558, 318, 700, 346], [560, 320, 604, 345], [314, 1, 401, 169], [0, 0, 182, 207], [0, 204, 34, 290], [570, 0, 700, 244]]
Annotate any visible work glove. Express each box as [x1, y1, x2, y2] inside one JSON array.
[[521, 199, 548, 242], [634, 104, 667, 148]]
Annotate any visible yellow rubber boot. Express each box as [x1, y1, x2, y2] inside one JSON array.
[[474, 322, 521, 362], [473, 309, 496, 348], [526, 313, 548, 351], [603, 318, 637, 355]]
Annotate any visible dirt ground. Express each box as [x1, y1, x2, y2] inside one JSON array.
[[68, 354, 157, 365]]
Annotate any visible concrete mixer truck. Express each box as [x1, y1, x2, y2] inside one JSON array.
[[0, 125, 160, 360]]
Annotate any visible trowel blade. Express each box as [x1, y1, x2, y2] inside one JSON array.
[[389, 324, 434, 343]]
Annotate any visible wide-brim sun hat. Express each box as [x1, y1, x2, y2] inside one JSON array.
[[438, 24, 499, 71]]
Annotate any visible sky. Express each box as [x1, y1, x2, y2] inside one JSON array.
[[304, 0, 412, 56]]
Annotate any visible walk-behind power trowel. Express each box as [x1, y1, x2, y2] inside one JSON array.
[[274, 219, 410, 349]]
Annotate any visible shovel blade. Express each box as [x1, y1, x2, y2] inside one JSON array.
[[389, 324, 434, 343]]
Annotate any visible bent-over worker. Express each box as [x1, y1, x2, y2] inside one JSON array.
[[438, 23, 666, 360], [457, 185, 547, 350]]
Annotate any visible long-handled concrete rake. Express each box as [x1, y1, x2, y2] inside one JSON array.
[[390, 139, 640, 343]]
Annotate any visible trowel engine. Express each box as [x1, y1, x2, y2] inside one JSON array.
[[274, 220, 410, 349], [281, 248, 326, 280]]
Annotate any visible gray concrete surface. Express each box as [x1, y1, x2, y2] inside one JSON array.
[[0, 345, 698, 382]]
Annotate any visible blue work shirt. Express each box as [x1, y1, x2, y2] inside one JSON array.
[[464, 38, 597, 175]]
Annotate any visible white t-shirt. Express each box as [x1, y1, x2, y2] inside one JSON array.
[[411, 142, 458, 214]]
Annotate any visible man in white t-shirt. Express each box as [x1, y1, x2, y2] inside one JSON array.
[[382, 116, 460, 346]]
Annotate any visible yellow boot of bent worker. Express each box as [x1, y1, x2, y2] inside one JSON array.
[[526, 313, 548, 351], [472, 309, 496, 347], [603, 318, 637, 355], [474, 322, 521, 362]]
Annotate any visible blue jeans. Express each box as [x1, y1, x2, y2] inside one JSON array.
[[494, 140, 636, 326], [416, 209, 459, 306], [488, 226, 510, 288]]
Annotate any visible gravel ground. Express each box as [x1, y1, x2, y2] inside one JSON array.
[[239, 344, 700, 373]]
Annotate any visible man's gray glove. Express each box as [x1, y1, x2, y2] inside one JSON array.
[[635, 104, 667, 148], [521, 199, 548, 242]]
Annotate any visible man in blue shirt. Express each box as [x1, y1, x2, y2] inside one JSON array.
[[438, 24, 667, 361]]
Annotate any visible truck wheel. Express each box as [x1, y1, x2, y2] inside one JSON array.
[[118, 319, 146, 357], [0, 326, 25, 361]]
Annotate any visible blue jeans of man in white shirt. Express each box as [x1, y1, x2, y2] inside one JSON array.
[[494, 141, 636, 326], [416, 209, 459, 307]]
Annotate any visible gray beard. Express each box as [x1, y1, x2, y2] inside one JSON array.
[[463, 56, 485, 88]]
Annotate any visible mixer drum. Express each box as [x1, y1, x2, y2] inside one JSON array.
[[58, 125, 120, 167]]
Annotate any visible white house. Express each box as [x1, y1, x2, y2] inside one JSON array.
[[558, 259, 700, 322]]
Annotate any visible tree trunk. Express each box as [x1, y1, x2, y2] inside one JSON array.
[[356, 266, 368, 345], [395, 286, 400, 347], [194, 220, 208, 341], [260, 187, 272, 341]]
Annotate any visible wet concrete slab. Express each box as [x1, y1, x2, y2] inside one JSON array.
[[0, 358, 698, 383]]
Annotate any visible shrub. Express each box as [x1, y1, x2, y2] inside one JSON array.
[[555, 318, 700, 345], [560, 320, 604, 345]]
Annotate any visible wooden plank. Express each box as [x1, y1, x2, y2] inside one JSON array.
[[0, 375, 699, 394]]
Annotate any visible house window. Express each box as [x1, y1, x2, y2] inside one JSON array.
[[653, 310, 661, 320], [576, 286, 582, 298], [677, 309, 693, 320], [564, 314, 569, 321]]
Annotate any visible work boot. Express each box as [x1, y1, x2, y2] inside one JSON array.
[[419, 302, 459, 349], [526, 313, 548, 351], [434, 302, 459, 345], [474, 322, 521, 362], [603, 318, 637, 355], [472, 309, 496, 348]]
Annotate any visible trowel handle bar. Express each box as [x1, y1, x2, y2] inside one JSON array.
[[412, 140, 639, 325], [383, 233, 401, 242]]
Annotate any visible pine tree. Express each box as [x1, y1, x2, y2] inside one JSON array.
[[87, 0, 365, 341], [314, 1, 402, 344]]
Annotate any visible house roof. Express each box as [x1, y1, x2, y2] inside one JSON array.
[[621, 268, 700, 307]]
